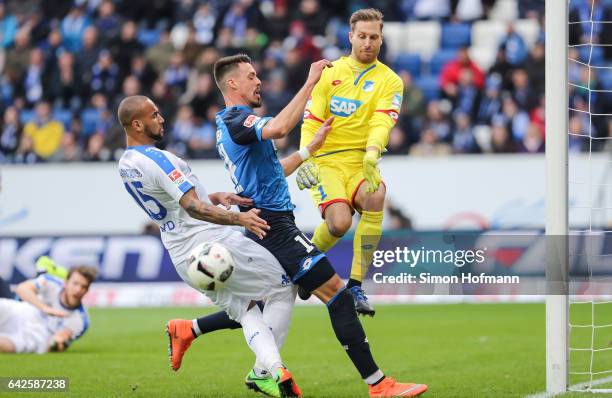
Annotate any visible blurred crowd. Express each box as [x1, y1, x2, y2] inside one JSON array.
[[0, 0, 609, 164]]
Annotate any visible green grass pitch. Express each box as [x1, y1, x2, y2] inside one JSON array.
[[2, 303, 608, 397]]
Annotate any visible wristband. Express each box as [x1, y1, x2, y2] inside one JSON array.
[[298, 147, 311, 161]]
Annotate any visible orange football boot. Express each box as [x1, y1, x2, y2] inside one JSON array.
[[369, 377, 428, 397], [275, 367, 302, 398], [166, 319, 196, 371]]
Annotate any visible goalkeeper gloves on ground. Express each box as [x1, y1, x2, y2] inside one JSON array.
[[296, 159, 320, 190], [362, 150, 381, 193]]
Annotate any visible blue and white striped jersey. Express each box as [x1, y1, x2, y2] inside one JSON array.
[[118, 145, 234, 264]]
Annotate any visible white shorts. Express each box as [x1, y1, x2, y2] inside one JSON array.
[[0, 299, 50, 354], [172, 230, 294, 322]]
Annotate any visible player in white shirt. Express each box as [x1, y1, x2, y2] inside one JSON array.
[[117, 95, 303, 397], [0, 265, 96, 354]]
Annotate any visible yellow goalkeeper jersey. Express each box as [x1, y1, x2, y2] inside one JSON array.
[[300, 56, 403, 157]]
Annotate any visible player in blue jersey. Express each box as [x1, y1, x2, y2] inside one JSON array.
[[171, 54, 427, 398]]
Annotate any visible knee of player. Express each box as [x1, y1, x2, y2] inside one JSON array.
[[362, 186, 386, 212], [327, 216, 352, 237], [326, 275, 345, 293], [320, 274, 346, 299]]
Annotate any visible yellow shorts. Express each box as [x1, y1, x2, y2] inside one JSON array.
[[309, 153, 367, 217]]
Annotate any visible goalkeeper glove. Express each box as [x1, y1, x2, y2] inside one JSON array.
[[362, 150, 381, 193], [296, 159, 320, 190]]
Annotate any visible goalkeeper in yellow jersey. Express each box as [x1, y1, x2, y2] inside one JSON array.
[[297, 8, 403, 316]]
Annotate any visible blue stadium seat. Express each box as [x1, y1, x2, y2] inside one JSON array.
[[81, 108, 101, 136], [600, 69, 612, 90], [429, 49, 457, 75], [578, 46, 605, 67], [336, 24, 351, 50], [53, 109, 73, 130], [415, 75, 440, 101], [19, 109, 35, 124], [138, 29, 161, 48], [440, 23, 471, 49], [393, 53, 421, 77]]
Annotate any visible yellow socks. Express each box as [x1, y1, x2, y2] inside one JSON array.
[[312, 221, 341, 252], [350, 211, 383, 282]]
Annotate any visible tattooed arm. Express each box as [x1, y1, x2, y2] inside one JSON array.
[[179, 189, 269, 238]]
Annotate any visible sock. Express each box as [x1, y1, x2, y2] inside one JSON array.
[[262, 287, 295, 349], [191, 319, 202, 337], [312, 221, 341, 252], [347, 278, 362, 289], [241, 305, 283, 375], [366, 370, 385, 385], [327, 288, 380, 380], [350, 211, 383, 282], [195, 311, 241, 336], [252, 288, 296, 373], [253, 366, 270, 378], [195, 301, 265, 336]]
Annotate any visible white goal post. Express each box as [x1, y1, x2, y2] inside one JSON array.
[[545, 0, 569, 394]]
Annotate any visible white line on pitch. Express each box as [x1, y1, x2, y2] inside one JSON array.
[[525, 375, 612, 398]]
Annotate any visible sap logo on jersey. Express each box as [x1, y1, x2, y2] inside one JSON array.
[[330, 96, 362, 117]]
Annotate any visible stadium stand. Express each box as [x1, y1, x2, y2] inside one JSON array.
[[0, 0, 609, 163]]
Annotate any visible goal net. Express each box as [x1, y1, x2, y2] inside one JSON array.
[[565, 0, 612, 393]]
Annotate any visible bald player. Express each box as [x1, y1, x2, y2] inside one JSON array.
[[117, 95, 303, 397]]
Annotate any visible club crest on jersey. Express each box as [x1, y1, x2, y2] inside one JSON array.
[[243, 115, 260, 128], [363, 80, 374, 92], [330, 96, 362, 117]]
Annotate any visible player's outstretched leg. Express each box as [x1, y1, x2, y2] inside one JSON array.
[[166, 305, 265, 371], [302, 264, 427, 397]]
